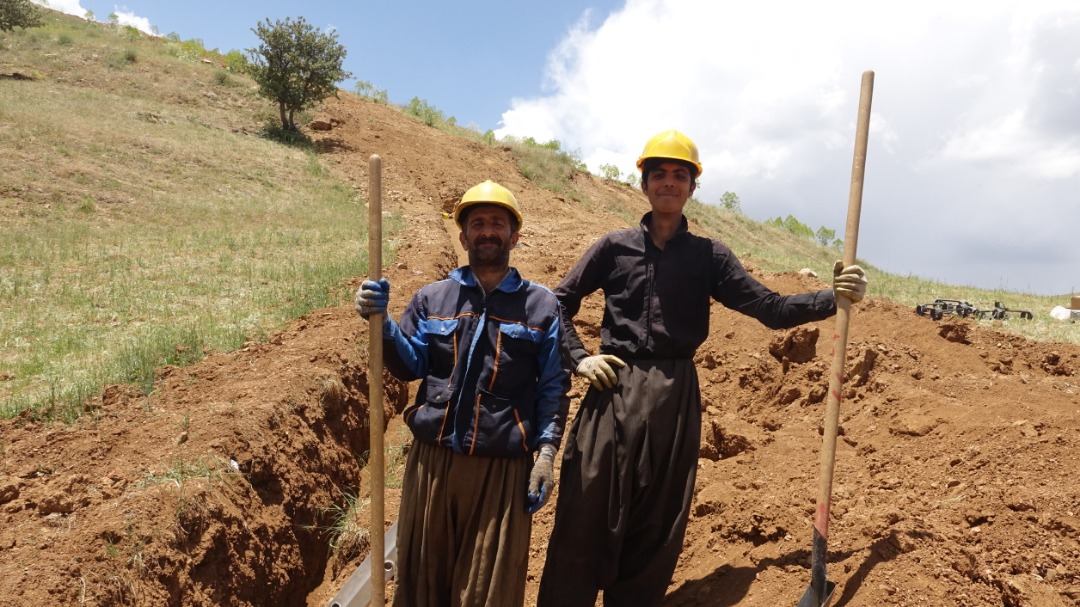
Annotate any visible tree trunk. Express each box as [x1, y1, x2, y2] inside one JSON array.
[[278, 100, 289, 130]]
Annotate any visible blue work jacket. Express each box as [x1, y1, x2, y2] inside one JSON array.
[[382, 266, 570, 458]]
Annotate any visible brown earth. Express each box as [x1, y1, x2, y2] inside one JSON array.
[[2, 93, 1079, 607]]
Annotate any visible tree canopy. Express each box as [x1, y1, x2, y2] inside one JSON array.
[[719, 191, 742, 214], [247, 16, 352, 131], [0, 0, 44, 33]]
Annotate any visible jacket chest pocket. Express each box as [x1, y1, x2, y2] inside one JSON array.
[[422, 317, 460, 378], [495, 322, 543, 373]]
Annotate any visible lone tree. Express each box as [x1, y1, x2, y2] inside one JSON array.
[[0, 0, 44, 33], [247, 16, 352, 131]]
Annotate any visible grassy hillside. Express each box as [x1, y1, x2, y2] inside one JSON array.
[[1, 10, 387, 420], [2, 9, 1075, 422]]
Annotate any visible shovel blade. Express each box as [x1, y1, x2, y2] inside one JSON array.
[[797, 578, 836, 607], [800, 521, 835, 607]]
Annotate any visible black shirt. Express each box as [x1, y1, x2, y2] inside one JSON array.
[[555, 213, 836, 365]]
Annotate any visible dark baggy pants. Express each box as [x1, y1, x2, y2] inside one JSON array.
[[537, 359, 701, 607], [393, 441, 532, 607]]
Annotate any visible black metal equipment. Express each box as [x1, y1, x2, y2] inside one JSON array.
[[914, 299, 977, 321], [915, 298, 1033, 321], [975, 301, 1034, 320]]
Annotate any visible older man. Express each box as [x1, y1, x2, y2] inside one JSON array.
[[357, 180, 571, 607]]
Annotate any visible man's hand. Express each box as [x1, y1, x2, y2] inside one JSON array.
[[575, 354, 626, 390], [832, 261, 868, 303], [526, 443, 557, 515], [355, 278, 390, 319]]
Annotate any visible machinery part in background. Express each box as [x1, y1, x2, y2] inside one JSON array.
[[1051, 293, 1080, 320], [914, 299, 977, 321], [915, 298, 1033, 321], [975, 301, 1033, 321], [1049, 305, 1080, 321]]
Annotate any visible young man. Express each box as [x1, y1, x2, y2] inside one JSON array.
[[356, 180, 571, 607], [536, 130, 868, 606]]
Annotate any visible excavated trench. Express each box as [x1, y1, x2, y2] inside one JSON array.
[[299, 217, 466, 605]]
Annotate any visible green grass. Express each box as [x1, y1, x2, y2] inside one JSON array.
[[394, 97, 587, 201], [0, 11, 402, 421], [140, 455, 232, 487], [382, 423, 412, 490], [322, 424, 411, 560], [323, 488, 368, 560], [139, 454, 245, 546], [503, 136, 585, 201]]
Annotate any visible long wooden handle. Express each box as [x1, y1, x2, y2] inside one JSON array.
[[367, 154, 386, 606], [814, 70, 873, 542]]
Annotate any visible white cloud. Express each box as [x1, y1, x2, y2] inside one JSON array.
[[496, 0, 1080, 295], [937, 111, 1080, 179], [31, 1, 155, 35], [112, 7, 154, 35], [32, 0, 87, 17]]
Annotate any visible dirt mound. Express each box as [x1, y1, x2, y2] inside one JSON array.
[[2, 93, 1079, 607]]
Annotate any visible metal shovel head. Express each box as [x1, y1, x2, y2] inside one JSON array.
[[797, 577, 836, 607], [798, 527, 835, 607]]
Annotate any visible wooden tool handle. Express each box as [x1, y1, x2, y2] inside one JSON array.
[[367, 154, 386, 606]]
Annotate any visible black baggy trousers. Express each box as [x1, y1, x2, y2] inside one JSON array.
[[538, 359, 701, 607]]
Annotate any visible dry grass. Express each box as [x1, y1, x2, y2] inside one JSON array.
[[1, 11, 398, 420]]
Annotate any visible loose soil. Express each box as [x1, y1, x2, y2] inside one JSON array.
[[2, 93, 1079, 607]]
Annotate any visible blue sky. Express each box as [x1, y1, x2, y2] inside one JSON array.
[[33, 1, 1080, 298], [34, 0, 622, 131]]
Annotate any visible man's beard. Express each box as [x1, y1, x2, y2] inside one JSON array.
[[468, 236, 511, 268]]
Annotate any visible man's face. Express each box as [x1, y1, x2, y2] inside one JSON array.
[[641, 161, 696, 215], [459, 205, 519, 268]]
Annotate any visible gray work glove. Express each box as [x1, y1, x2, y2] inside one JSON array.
[[355, 278, 390, 319], [832, 261, 868, 303], [575, 354, 626, 390], [526, 443, 557, 515]]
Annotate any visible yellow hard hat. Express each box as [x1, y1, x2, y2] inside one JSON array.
[[635, 129, 703, 177], [454, 180, 523, 229]]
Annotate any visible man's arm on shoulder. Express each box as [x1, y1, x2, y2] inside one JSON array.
[[554, 235, 611, 366], [533, 306, 572, 449]]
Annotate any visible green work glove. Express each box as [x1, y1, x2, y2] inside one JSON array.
[[833, 261, 868, 303], [526, 443, 557, 515], [575, 354, 626, 390]]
